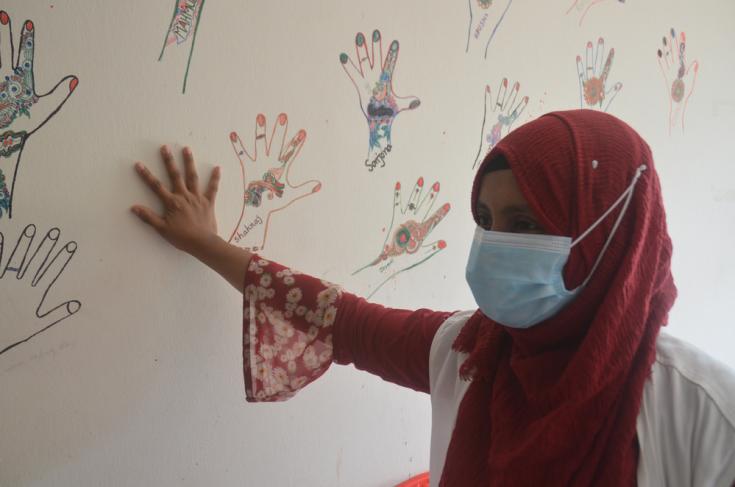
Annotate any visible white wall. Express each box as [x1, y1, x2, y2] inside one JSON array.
[[1, 1, 733, 486]]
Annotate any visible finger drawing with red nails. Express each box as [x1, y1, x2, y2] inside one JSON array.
[[0, 11, 78, 219], [353, 177, 450, 299], [228, 113, 322, 253]]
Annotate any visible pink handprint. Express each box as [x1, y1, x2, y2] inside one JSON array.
[[473, 78, 529, 169], [657, 28, 699, 135], [228, 113, 322, 252], [566, 0, 625, 27], [576, 38, 622, 112]]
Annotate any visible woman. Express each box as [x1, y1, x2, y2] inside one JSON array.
[[131, 110, 735, 486]]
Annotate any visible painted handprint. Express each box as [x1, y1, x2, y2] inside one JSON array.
[[0, 224, 81, 356], [657, 28, 699, 135], [576, 38, 622, 113], [158, 0, 205, 94], [228, 113, 322, 252], [566, 0, 625, 27], [473, 78, 529, 169], [0, 11, 78, 219], [353, 178, 450, 299], [339, 30, 420, 171], [465, 0, 514, 59]]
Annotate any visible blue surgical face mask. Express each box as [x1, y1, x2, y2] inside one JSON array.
[[466, 164, 647, 329]]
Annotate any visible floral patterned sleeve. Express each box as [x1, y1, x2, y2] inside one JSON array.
[[243, 256, 341, 402], [243, 256, 454, 402]]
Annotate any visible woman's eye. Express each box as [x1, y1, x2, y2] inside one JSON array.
[[512, 218, 541, 233], [477, 214, 492, 230]]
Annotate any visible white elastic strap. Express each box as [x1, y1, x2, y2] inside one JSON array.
[[571, 164, 647, 287]]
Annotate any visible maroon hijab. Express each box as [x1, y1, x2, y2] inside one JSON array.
[[441, 110, 677, 485]]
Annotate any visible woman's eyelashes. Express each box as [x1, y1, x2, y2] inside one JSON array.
[[477, 213, 493, 230], [476, 214, 542, 233], [510, 216, 542, 233]]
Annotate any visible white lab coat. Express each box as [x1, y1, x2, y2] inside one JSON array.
[[428, 310, 735, 486]]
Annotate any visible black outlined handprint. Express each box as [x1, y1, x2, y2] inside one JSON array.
[[0, 11, 78, 218], [0, 224, 81, 356], [576, 37, 622, 112], [353, 177, 450, 299], [473, 78, 529, 169], [657, 28, 699, 135], [228, 113, 322, 252], [339, 29, 420, 171]]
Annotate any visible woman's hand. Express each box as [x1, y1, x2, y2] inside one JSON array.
[[131, 145, 253, 292], [131, 145, 220, 257]]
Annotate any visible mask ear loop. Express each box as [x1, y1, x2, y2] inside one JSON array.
[[570, 164, 647, 288]]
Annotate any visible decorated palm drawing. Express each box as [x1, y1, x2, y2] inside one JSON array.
[[228, 113, 322, 252], [158, 0, 205, 94], [657, 28, 699, 135], [473, 78, 529, 169], [353, 177, 450, 299], [339, 29, 420, 171], [566, 0, 626, 26], [465, 0, 514, 59], [0, 11, 78, 219], [576, 38, 622, 113], [1, 224, 81, 356]]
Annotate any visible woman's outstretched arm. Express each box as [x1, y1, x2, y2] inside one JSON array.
[[131, 145, 453, 401], [130, 144, 252, 292]]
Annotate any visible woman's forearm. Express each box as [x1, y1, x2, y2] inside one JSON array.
[[191, 235, 253, 293]]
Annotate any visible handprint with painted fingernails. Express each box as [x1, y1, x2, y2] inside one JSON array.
[[465, 0, 514, 59], [566, 0, 625, 27], [657, 28, 699, 135], [0, 223, 81, 356], [353, 177, 450, 299], [0, 11, 78, 219], [339, 29, 420, 172], [228, 113, 322, 252], [472, 78, 529, 169], [576, 37, 622, 113]]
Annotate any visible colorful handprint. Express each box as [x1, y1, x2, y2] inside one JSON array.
[[0, 224, 81, 356], [566, 0, 625, 26], [657, 28, 699, 135], [0, 11, 78, 219], [353, 177, 449, 299], [339, 29, 420, 171], [158, 0, 205, 94], [228, 113, 322, 252], [465, 0, 514, 59], [576, 38, 622, 112], [473, 78, 529, 169]]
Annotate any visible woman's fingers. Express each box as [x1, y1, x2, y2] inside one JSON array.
[[204, 166, 221, 203], [160, 145, 186, 193], [182, 146, 200, 194], [134, 162, 174, 205], [131, 205, 165, 231]]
